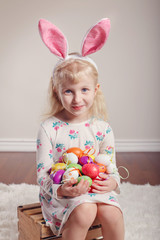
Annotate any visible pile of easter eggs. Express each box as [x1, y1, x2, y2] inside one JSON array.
[[49, 147, 108, 187]]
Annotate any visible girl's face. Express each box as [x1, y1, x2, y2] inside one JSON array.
[[56, 75, 99, 122]]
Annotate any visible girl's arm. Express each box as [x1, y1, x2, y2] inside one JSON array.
[[36, 125, 61, 200], [92, 123, 120, 194]]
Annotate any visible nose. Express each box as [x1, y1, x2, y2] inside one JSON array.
[[73, 92, 81, 103]]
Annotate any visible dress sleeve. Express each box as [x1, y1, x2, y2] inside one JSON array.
[[36, 124, 61, 200], [99, 123, 120, 194]]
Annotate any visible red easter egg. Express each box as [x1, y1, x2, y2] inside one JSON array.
[[67, 147, 83, 158], [88, 177, 100, 193], [88, 176, 104, 193], [82, 163, 99, 179]]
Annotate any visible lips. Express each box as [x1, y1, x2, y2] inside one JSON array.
[[72, 105, 83, 110]]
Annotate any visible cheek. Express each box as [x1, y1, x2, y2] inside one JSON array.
[[86, 92, 96, 102], [61, 96, 72, 106], [84, 94, 95, 108]]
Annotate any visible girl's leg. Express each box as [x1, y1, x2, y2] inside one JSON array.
[[62, 203, 97, 240], [97, 203, 124, 240]]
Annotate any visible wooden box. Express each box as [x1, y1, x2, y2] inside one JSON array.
[[17, 203, 102, 240]]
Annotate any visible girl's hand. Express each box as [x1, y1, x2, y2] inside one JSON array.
[[91, 173, 117, 194], [57, 178, 90, 198]]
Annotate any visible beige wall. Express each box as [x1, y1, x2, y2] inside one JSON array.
[[0, 0, 160, 149]]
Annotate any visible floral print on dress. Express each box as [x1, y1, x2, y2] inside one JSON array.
[[49, 149, 53, 159], [62, 204, 69, 215], [84, 140, 94, 149], [52, 211, 58, 219], [39, 193, 45, 206], [106, 126, 111, 134], [96, 131, 105, 141], [49, 187, 53, 195], [105, 146, 114, 155], [37, 139, 42, 149], [48, 197, 52, 204], [38, 177, 45, 186], [37, 163, 44, 172], [88, 193, 97, 197], [56, 143, 65, 152], [45, 218, 53, 225], [69, 130, 79, 139], [109, 196, 117, 202], [105, 146, 114, 162], [52, 121, 69, 131], [55, 221, 61, 231]]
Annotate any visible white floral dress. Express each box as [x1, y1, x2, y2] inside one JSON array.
[[36, 116, 121, 236]]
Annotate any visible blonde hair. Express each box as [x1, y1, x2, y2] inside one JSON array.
[[44, 56, 108, 121]]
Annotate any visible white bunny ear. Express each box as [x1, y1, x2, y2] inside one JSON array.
[[38, 19, 68, 59], [81, 18, 110, 57]]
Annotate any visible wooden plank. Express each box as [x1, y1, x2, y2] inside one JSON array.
[[40, 222, 55, 239], [18, 209, 41, 240], [23, 207, 42, 216], [18, 202, 40, 211], [30, 213, 43, 222], [41, 235, 63, 240]]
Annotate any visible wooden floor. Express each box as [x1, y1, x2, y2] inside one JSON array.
[[0, 152, 160, 185]]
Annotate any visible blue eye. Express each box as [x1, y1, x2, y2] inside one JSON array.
[[82, 88, 88, 93], [65, 89, 72, 94]]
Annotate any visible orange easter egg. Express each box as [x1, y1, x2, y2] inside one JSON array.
[[66, 147, 83, 158], [95, 162, 106, 173]]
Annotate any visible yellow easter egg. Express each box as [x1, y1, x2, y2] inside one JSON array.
[[53, 163, 66, 171]]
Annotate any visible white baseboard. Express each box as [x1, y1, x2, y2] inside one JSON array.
[[0, 139, 36, 152], [0, 139, 160, 152], [115, 139, 160, 152]]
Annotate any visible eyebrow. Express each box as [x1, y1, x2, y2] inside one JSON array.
[[61, 82, 93, 90]]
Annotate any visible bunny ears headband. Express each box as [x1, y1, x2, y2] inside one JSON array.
[[38, 18, 110, 72]]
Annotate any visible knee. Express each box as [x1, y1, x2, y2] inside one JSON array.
[[71, 203, 97, 229], [97, 204, 123, 226]]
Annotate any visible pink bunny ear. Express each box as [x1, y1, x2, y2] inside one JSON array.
[[38, 19, 68, 59], [81, 18, 110, 57]]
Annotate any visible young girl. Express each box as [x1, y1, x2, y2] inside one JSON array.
[[37, 18, 124, 240]]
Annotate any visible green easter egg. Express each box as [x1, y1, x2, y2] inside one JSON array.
[[77, 176, 92, 186], [66, 163, 82, 172]]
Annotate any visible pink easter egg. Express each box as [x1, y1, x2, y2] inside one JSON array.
[[78, 155, 93, 166], [82, 163, 99, 179], [53, 170, 65, 184]]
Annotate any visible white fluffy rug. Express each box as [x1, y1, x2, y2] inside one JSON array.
[[0, 182, 160, 240]]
